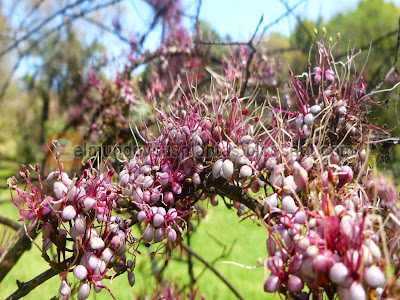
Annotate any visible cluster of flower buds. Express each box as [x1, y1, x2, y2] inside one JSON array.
[[257, 36, 398, 299], [9, 160, 135, 299], [263, 184, 387, 299]]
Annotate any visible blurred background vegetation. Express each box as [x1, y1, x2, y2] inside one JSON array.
[[0, 0, 400, 299]]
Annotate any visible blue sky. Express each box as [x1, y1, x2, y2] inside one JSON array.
[[3, 0, 400, 77]]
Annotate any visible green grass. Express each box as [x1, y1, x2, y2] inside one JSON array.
[[0, 197, 278, 300]]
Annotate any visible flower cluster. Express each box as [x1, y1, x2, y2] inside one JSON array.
[[9, 157, 135, 300]]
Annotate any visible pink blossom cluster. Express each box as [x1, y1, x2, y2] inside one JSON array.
[[10, 160, 134, 300]]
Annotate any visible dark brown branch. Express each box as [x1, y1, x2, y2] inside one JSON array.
[[186, 231, 196, 296], [203, 175, 265, 219], [0, 216, 21, 231], [194, 0, 202, 39], [182, 244, 244, 300], [5, 256, 75, 300], [0, 226, 38, 283]]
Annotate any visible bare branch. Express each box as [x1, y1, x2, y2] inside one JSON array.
[[5, 256, 74, 300], [0, 226, 38, 283], [0, 216, 21, 231], [202, 175, 265, 219], [0, 0, 124, 101], [182, 244, 244, 300], [257, 0, 305, 45], [370, 17, 400, 92], [82, 17, 131, 45], [0, 0, 87, 58]]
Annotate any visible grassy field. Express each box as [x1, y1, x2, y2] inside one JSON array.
[[0, 189, 277, 300]]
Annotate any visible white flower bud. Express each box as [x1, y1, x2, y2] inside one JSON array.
[[73, 265, 88, 281], [94, 280, 103, 293], [82, 197, 96, 212], [77, 282, 91, 300], [143, 225, 154, 242], [329, 262, 349, 285], [102, 248, 116, 263], [152, 214, 164, 228], [221, 159, 234, 179], [281, 196, 297, 214], [89, 236, 105, 250], [348, 281, 366, 300], [61, 205, 76, 221], [53, 181, 68, 199], [364, 265, 385, 288], [239, 165, 252, 179], [74, 214, 86, 234], [293, 167, 308, 189], [59, 280, 71, 300]]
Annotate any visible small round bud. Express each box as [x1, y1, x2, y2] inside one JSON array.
[[77, 282, 91, 300], [59, 280, 71, 300], [329, 262, 349, 285], [89, 236, 105, 250], [348, 281, 366, 300], [168, 228, 177, 243], [137, 210, 147, 222], [212, 159, 223, 178], [364, 265, 385, 288], [264, 275, 282, 293], [152, 214, 165, 228], [239, 165, 252, 179], [53, 182, 68, 199], [143, 225, 154, 242], [102, 248, 116, 263], [128, 270, 135, 286], [338, 166, 353, 186], [281, 196, 297, 214], [61, 205, 76, 222], [287, 275, 304, 294], [221, 159, 234, 179], [73, 265, 88, 281], [293, 167, 308, 189]]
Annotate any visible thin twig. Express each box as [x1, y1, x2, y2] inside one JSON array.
[[0, 0, 123, 101], [370, 17, 400, 93], [239, 14, 264, 98], [0, 0, 87, 57], [257, 0, 305, 46], [182, 244, 244, 300], [186, 230, 196, 297]]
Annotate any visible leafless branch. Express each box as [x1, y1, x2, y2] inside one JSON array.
[[82, 17, 131, 45], [0, 216, 21, 231], [5, 256, 75, 300], [0, 0, 87, 58], [0, 226, 39, 282], [371, 17, 400, 92], [182, 244, 244, 300], [0, 0, 124, 101], [257, 0, 305, 45]]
